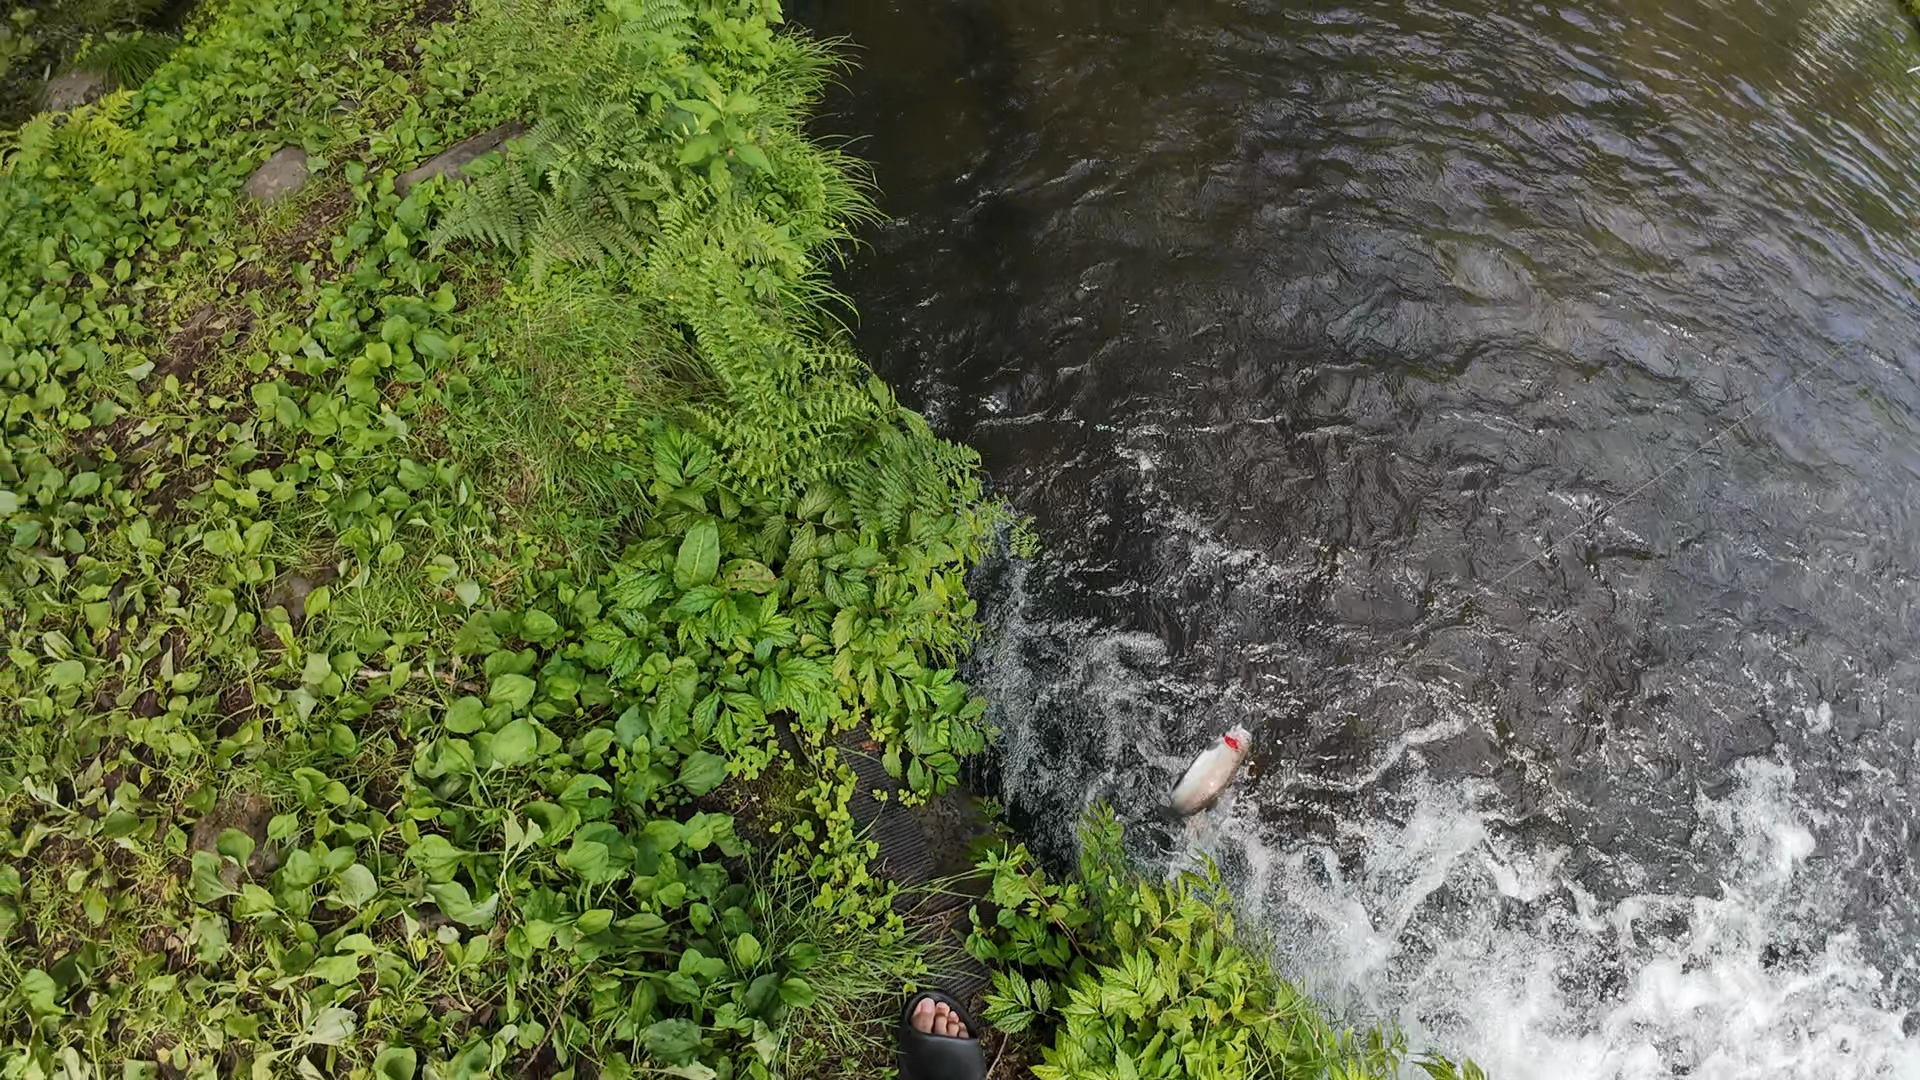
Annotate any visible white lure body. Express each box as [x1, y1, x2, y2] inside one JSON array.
[[1170, 726, 1252, 816]]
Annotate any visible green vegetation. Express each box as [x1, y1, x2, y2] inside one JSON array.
[[967, 810, 1484, 1080], [2, 0, 988, 1075], [1, 0, 185, 125], [0, 0, 1473, 1077]]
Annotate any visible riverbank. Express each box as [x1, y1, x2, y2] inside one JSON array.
[[0, 1, 1469, 1076]]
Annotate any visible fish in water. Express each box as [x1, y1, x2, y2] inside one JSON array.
[[1170, 726, 1252, 816]]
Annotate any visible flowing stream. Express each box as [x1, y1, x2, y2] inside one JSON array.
[[798, 0, 1920, 1074]]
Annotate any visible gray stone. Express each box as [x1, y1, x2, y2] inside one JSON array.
[[243, 145, 310, 203], [43, 71, 107, 113], [395, 121, 524, 195]]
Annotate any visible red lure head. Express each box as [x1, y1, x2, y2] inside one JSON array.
[[1223, 733, 1243, 752]]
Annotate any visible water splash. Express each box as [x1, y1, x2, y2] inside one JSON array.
[[1196, 757, 1920, 1079], [970, 556, 1920, 1077]]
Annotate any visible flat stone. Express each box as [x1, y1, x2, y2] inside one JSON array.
[[395, 121, 524, 195], [43, 71, 107, 113], [243, 145, 310, 203]]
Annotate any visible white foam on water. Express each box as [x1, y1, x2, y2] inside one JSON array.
[[1191, 756, 1920, 1080]]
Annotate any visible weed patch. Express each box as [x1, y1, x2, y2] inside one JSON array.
[[3, 0, 993, 1075]]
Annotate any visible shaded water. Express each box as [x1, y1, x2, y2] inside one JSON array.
[[800, 0, 1920, 1073]]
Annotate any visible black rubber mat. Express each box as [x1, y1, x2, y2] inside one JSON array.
[[837, 728, 995, 1012], [842, 743, 938, 886]]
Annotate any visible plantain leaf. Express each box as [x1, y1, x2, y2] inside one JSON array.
[[675, 518, 721, 591]]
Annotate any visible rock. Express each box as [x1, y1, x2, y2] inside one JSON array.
[[43, 71, 108, 113], [243, 145, 310, 203], [262, 567, 336, 627], [188, 791, 279, 888], [262, 572, 316, 624], [395, 121, 524, 195]]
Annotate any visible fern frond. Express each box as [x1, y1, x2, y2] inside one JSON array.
[[431, 150, 543, 252]]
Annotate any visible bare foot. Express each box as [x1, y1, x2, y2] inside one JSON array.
[[910, 996, 970, 1039]]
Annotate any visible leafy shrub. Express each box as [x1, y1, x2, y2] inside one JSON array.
[[0, 0, 1000, 1075], [969, 809, 1485, 1080]]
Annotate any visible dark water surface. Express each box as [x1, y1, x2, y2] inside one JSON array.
[[798, 0, 1920, 1073]]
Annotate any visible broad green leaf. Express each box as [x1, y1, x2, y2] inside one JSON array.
[[721, 559, 777, 593], [396, 458, 432, 490], [525, 802, 576, 842], [644, 819, 683, 851], [732, 143, 772, 173], [302, 651, 334, 687], [489, 718, 538, 767], [745, 972, 781, 1015], [577, 727, 616, 760], [560, 838, 612, 882], [614, 705, 650, 750], [19, 970, 59, 1016], [408, 834, 464, 878], [46, 660, 86, 688], [335, 863, 378, 907], [575, 908, 614, 935], [677, 751, 727, 796], [674, 518, 721, 591], [445, 695, 486, 733], [192, 913, 229, 963], [191, 851, 236, 903], [328, 723, 358, 755], [684, 822, 715, 856], [521, 609, 560, 640], [427, 881, 499, 927], [732, 933, 763, 967], [489, 673, 537, 711], [373, 1047, 419, 1080], [415, 329, 453, 359], [642, 1018, 703, 1063], [216, 828, 256, 866], [309, 953, 360, 984], [307, 1006, 357, 1046], [779, 977, 818, 1009], [678, 132, 722, 165]]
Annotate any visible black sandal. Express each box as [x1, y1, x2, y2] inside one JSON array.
[[896, 990, 986, 1080]]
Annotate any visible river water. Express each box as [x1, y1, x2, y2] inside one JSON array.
[[797, 0, 1920, 1074]]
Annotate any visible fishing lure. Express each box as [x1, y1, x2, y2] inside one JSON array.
[[1170, 725, 1253, 815]]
